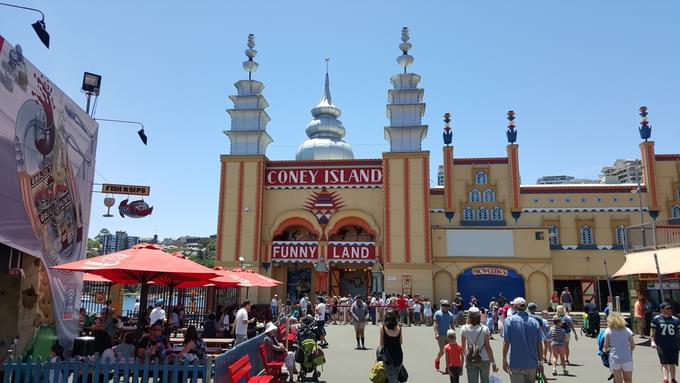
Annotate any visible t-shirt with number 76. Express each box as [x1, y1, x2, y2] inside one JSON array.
[[651, 315, 680, 350]]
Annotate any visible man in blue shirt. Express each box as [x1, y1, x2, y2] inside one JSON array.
[[502, 297, 543, 383], [651, 302, 680, 383], [433, 299, 455, 372]]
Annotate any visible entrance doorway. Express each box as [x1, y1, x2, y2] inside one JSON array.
[[286, 268, 312, 302], [329, 267, 372, 298], [457, 266, 525, 309], [553, 280, 582, 311], [598, 279, 630, 312]]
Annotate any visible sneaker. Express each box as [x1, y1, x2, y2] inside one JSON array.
[[563, 369, 568, 376], [434, 358, 440, 370], [552, 368, 557, 375]]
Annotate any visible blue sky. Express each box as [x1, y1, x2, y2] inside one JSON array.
[[2, 1, 679, 239]]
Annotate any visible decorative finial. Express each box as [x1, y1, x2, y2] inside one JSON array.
[[243, 33, 258, 80], [638, 106, 652, 141], [443, 113, 452, 146], [397, 26, 414, 73], [506, 110, 517, 144]]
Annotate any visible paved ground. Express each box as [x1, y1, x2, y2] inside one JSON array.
[[315, 322, 664, 382]]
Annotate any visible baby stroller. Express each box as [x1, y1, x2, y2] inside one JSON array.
[[294, 316, 326, 382], [581, 311, 601, 338]]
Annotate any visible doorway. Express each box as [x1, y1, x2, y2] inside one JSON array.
[[286, 268, 312, 302], [553, 280, 582, 311]]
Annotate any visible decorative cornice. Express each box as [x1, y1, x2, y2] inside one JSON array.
[[266, 184, 382, 190], [453, 157, 508, 165], [521, 185, 646, 194], [523, 207, 648, 213], [267, 159, 382, 168]]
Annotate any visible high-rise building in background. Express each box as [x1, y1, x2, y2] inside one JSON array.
[[437, 165, 444, 186], [99, 231, 139, 254], [600, 159, 642, 184]]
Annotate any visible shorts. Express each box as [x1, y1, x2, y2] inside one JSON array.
[[564, 332, 571, 344], [354, 321, 366, 331], [563, 302, 572, 312], [609, 361, 634, 372], [658, 346, 679, 365], [437, 336, 448, 351]]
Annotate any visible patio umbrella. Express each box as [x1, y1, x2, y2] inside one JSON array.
[[230, 268, 282, 288], [613, 247, 680, 277], [52, 243, 218, 327], [82, 272, 113, 283]]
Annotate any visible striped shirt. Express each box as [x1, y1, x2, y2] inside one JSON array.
[[549, 326, 566, 346]]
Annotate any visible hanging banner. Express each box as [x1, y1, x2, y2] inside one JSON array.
[[328, 242, 376, 263], [0, 36, 98, 353], [271, 241, 319, 262]]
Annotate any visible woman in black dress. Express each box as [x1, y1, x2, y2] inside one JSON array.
[[379, 310, 403, 383]]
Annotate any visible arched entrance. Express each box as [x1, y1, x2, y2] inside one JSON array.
[[272, 223, 319, 302], [328, 223, 376, 297], [457, 266, 525, 308], [433, 271, 454, 305]]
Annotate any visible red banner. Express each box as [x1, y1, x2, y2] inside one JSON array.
[[266, 167, 383, 188], [328, 242, 376, 263], [271, 241, 319, 262]]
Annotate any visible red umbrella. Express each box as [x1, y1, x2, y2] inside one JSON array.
[[230, 268, 282, 288], [82, 272, 113, 283], [52, 243, 218, 326]]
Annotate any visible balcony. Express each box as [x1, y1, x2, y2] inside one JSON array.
[[624, 220, 680, 254]]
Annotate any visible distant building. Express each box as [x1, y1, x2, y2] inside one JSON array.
[[600, 159, 642, 184], [127, 236, 140, 247], [536, 175, 575, 184], [437, 165, 444, 186], [99, 231, 139, 254]]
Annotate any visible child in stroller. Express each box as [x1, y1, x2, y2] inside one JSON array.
[[294, 315, 326, 382], [581, 311, 601, 338]]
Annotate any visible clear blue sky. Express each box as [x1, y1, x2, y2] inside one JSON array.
[[2, 1, 679, 239]]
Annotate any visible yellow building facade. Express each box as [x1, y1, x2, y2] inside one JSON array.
[[216, 32, 680, 311]]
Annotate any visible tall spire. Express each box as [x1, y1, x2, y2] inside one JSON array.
[[296, 59, 354, 160], [224, 34, 273, 156], [384, 26, 428, 152]]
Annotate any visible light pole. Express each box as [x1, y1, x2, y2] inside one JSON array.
[[94, 118, 148, 145], [0, 2, 50, 48]]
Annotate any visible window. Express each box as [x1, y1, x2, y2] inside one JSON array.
[[677, 187, 680, 201], [475, 171, 488, 185], [492, 207, 503, 221], [548, 225, 560, 245], [535, 232, 545, 240], [478, 207, 489, 221], [672, 204, 680, 219], [580, 225, 594, 245], [615, 224, 626, 246], [469, 189, 481, 202], [483, 189, 496, 202], [464, 207, 475, 221]]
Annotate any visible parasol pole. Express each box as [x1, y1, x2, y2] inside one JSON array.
[[139, 281, 150, 330], [603, 259, 614, 309], [654, 253, 665, 302]]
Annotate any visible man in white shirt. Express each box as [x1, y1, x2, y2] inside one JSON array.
[[316, 297, 328, 347], [378, 296, 386, 323], [149, 299, 166, 327], [271, 294, 279, 318], [299, 294, 308, 317], [234, 300, 254, 347]]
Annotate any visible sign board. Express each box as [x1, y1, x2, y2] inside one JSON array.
[[94, 291, 106, 304], [265, 166, 383, 189], [648, 282, 680, 290], [471, 267, 509, 277], [271, 241, 319, 262], [102, 183, 150, 196], [328, 242, 376, 263]]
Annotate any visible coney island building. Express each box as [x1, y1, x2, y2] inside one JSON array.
[[215, 31, 680, 311]]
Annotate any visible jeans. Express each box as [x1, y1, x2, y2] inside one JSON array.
[[234, 334, 248, 347], [509, 368, 537, 383], [466, 360, 490, 383], [449, 366, 463, 383], [369, 307, 377, 324], [385, 363, 402, 383]]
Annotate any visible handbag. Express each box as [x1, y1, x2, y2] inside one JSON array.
[[397, 365, 408, 382], [490, 374, 502, 383]]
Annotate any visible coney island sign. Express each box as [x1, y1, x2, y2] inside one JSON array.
[[265, 164, 383, 189]]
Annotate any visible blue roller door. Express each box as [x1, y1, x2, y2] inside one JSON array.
[[457, 266, 525, 309]]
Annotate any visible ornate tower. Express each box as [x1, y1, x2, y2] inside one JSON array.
[[223, 34, 273, 156], [296, 59, 354, 160], [384, 27, 428, 152]]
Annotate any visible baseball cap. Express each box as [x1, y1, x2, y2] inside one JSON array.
[[468, 307, 481, 315], [527, 302, 538, 311], [155, 299, 164, 306], [511, 297, 527, 309], [440, 299, 450, 306], [660, 302, 672, 309]]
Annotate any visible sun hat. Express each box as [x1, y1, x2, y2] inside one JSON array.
[[265, 322, 278, 334]]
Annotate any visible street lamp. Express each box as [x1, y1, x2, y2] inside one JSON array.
[[0, 2, 50, 48], [94, 118, 148, 145], [238, 256, 245, 269]]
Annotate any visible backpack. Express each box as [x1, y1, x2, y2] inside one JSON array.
[[369, 360, 387, 383], [561, 316, 572, 334], [465, 326, 484, 363]]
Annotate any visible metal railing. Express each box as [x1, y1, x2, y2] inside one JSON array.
[[625, 220, 680, 254]]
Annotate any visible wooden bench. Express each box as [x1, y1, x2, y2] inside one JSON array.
[[228, 355, 273, 383]]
